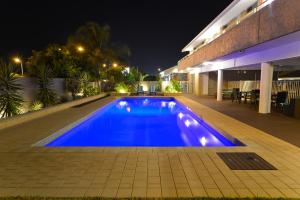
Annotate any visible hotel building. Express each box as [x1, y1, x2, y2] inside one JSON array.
[[161, 0, 300, 114]]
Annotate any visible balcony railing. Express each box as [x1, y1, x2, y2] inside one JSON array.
[[187, 1, 277, 57], [178, 0, 300, 70]]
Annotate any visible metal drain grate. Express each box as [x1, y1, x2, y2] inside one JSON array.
[[217, 152, 277, 170]]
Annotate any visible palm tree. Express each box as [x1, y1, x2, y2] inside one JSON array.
[[68, 22, 111, 51], [0, 59, 23, 118], [125, 67, 148, 92], [67, 22, 131, 80]]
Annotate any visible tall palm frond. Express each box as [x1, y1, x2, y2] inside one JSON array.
[[0, 60, 23, 118]]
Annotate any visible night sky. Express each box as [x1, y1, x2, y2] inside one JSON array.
[[1, 0, 233, 74]]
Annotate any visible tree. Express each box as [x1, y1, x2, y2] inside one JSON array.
[[124, 67, 148, 92], [27, 44, 74, 78], [102, 67, 127, 91], [0, 59, 23, 118], [65, 68, 84, 100], [68, 22, 110, 51], [36, 64, 56, 107], [67, 22, 131, 80]]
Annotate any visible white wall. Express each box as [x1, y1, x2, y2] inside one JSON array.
[[140, 81, 159, 92], [16, 77, 70, 111]]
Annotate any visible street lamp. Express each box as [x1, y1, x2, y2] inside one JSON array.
[[113, 63, 118, 67], [158, 68, 161, 72], [102, 63, 107, 67], [13, 57, 23, 76], [77, 46, 85, 53]]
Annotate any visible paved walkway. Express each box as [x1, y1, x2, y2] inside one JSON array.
[[186, 95, 300, 148], [0, 96, 299, 198]]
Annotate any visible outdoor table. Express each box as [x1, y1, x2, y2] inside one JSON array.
[[240, 91, 251, 103]]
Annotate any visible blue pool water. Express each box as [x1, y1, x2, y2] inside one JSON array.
[[46, 97, 240, 147]]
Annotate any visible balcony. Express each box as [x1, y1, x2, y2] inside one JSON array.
[[178, 0, 300, 70]]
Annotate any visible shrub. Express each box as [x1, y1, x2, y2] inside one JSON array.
[[30, 101, 43, 111], [66, 78, 82, 100], [83, 86, 100, 97], [60, 95, 70, 103], [37, 64, 56, 107], [165, 80, 181, 93], [115, 82, 129, 93], [171, 79, 181, 92], [155, 79, 162, 92], [0, 60, 24, 118]]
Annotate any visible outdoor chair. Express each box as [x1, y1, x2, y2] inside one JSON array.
[[241, 91, 251, 104], [137, 86, 144, 95], [222, 89, 233, 99], [231, 88, 241, 103], [149, 85, 156, 96], [250, 89, 260, 108], [273, 91, 288, 111]]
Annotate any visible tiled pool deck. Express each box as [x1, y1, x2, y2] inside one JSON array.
[[0, 96, 299, 198]]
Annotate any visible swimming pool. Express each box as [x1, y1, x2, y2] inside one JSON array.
[[43, 97, 242, 147]]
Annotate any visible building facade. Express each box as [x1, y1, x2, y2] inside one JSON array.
[[172, 0, 300, 113]]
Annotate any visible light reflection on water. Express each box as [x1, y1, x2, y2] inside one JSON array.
[[46, 98, 236, 147]]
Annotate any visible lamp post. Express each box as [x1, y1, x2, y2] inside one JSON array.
[[13, 57, 23, 76], [76, 46, 85, 53]]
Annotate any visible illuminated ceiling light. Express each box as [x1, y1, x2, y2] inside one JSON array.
[[203, 61, 212, 66]]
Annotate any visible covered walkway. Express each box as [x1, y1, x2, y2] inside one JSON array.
[[186, 95, 300, 148]]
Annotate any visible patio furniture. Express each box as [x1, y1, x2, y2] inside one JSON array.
[[138, 86, 144, 95], [240, 91, 251, 104], [272, 91, 288, 111], [222, 89, 233, 99], [294, 98, 300, 119], [149, 85, 156, 96], [250, 89, 260, 107], [231, 88, 241, 103]]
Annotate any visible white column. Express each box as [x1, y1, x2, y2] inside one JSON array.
[[187, 73, 193, 93], [202, 72, 209, 95], [259, 63, 274, 114], [194, 73, 200, 96], [217, 69, 223, 101]]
